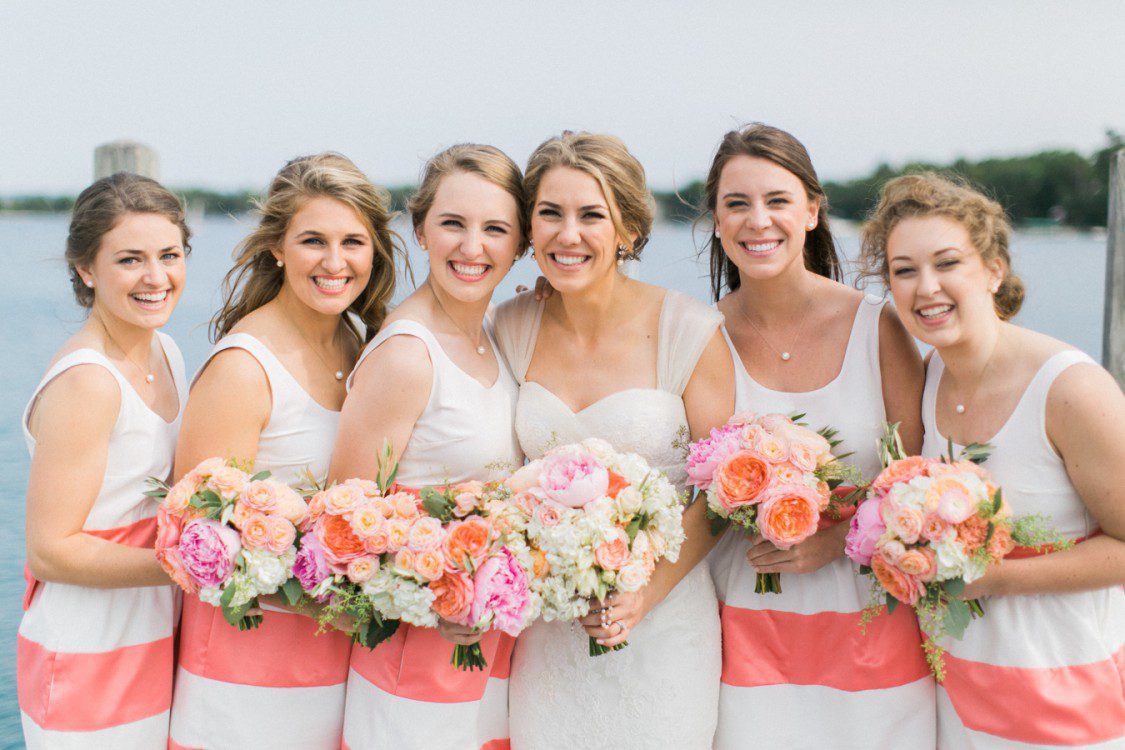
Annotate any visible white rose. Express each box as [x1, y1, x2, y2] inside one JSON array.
[[935, 539, 970, 581], [615, 486, 644, 515], [616, 561, 649, 592]]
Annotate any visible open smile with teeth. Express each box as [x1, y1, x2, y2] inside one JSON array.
[[131, 290, 168, 306], [918, 304, 954, 319], [313, 276, 351, 291], [551, 254, 590, 267], [740, 240, 782, 254], [450, 261, 489, 279]]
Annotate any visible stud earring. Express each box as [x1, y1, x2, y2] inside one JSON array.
[[806, 222, 816, 230], [276, 259, 284, 268], [714, 229, 721, 239], [85, 280, 94, 288], [990, 284, 1000, 294], [616, 244, 629, 267]]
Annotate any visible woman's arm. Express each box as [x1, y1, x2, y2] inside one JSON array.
[[584, 328, 734, 647], [25, 365, 169, 587], [965, 362, 1125, 597]]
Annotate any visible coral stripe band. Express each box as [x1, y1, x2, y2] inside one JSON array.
[[22, 516, 157, 610], [17, 633, 173, 732], [941, 645, 1125, 745], [349, 624, 501, 703], [817, 486, 858, 531], [176, 596, 352, 688], [1006, 530, 1103, 560], [719, 602, 930, 691], [490, 634, 515, 680]]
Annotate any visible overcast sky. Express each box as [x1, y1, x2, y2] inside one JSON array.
[[2, 1, 1122, 193]]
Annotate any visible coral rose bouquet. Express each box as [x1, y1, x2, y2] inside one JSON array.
[[504, 438, 686, 656], [148, 457, 307, 630], [845, 424, 1067, 679], [686, 412, 862, 594]]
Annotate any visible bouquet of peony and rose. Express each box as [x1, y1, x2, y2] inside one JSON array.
[[149, 457, 307, 630], [845, 424, 1068, 679], [503, 438, 686, 656], [293, 443, 536, 670], [686, 412, 862, 593]]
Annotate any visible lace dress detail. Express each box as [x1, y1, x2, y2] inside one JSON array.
[[493, 291, 723, 750]]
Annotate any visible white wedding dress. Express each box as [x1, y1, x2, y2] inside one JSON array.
[[493, 291, 722, 750]]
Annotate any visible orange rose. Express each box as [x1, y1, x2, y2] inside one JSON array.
[[413, 550, 444, 581], [163, 477, 195, 514], [897, 548, 937, 582], [871, 550, 924, 605], [384, 518, 411, 552], [390, 492, 421, 519], [265, 516, 296, 554], [364, 527, 391, 555], [871, 456, 931, 494], [229, 501, 255, 530], [531, 548, 550, 579], [756, 484, 821, 548], [443, 517, 492, 570], [346, 555, 379, 583], [429, 569, 474, 624], [594, 530, 630, 571], [350, 503, 385, 539], [317, 512, 367, 566], [714, 451, 772, 511], [605, 471, 630, 500]]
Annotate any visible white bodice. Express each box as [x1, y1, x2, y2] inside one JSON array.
[[204, 333, 340, 487], [921, 349, 1099, 538], [493, 289, 724, 749], [349, 318, 522, 487], [22, 331, 187, 531], [726, 294, 888, 479]]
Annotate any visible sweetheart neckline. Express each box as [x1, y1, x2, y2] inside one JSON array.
[[522, 381, 681, 415]]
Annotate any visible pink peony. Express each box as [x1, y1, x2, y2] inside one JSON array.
[[844, 498, 886, 566], [469, 547, 531, 635], [155, 504, 197, 594], [179, 519, 241, 588], [685, 425, 743, 490], [539, 452, 609, 508], [293, 533, 332, 599]]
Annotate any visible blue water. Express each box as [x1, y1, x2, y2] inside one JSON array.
[[0, 215, 1107, 746]]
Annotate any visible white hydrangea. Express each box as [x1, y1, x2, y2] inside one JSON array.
[[198, 585, 223, 607], [242, 546, 294, 594]]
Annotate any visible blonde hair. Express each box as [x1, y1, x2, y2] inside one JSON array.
[[860, 172, 1024, 320], [67, 173, 191, 308], [523, 131, 654, 259], [407, 144, 528, 256], [211, 152, 404, 342]]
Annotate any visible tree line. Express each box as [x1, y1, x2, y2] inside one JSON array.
[[3, 135, 1121, 228]]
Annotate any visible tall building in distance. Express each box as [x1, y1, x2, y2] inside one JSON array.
[[93, 140, 159, 180]]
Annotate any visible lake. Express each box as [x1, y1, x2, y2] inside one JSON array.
[[0, 214, 1108, 747]]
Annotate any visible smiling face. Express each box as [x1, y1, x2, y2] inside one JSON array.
[[886, 214, 1005, 348], [531, 167, 624, 294], [416, 170, 522, 304], [713, 155, 819, 283], [274, 196, 375, 316], [77, 212, 187, 329]]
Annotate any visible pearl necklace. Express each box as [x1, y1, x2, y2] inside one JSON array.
[[293, 322, 346, 381], [737, 295, 812, 363], [429, 282, 487, 356], [99, 318, 156, 384], [952, 331, 1002, 415]]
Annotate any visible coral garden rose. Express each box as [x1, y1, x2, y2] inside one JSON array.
[[206, 466, 249, 500], [954, 513, 990, 557], [754, 435, 790, 463], [317, 512, 368, 567], [540, 452, 609, 508], [350, 503, 385, 539], [605, 471, 629, 500], [890, 506, 925, 545], [155, 505, 199, 594], [163, 478, 195, 514], [391, 492, 421, 519], [844, 498, 886, 566], [346, 556, 379, 584], [413, 550, 445, 582], [871, 550, 924, 605], [239, 480, 279, 513], [273, 485, 309, 527], [384, 518, 411, 552], [921, 512, 953, 543], [757, 484, 821, 548], [531, 548, 550, 579], [897, 548, 938, 582], [240, 513, 272, 550], [179, 519, 241, 588], [871, 456, 931, 494], [594, 529, 630, 571], [430, 569, 474, 624], [324, 484, 364, 516], [346, 478, 382, 498], [714, 451, 772, 511], [394, 548, 415, 573], [406, 516, 444, 552], [265, 516, 296, 554], [363, 527, 391, 555], [444, 517, 492, 569]]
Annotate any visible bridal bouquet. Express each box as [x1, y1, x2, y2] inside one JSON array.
[[504, 437, 686, 656], [149, 457, 307, 630], [845, 424, 1066, 679], [295, 444, 535, 669], [686, 412, 861, 593]]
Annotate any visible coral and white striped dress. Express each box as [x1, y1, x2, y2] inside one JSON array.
[[710, 295, 936, 748], [18, 333, 186, 749], [922, 349, 1125, 749], [168, 333, 353, 750], [341, 319, 522, 750]]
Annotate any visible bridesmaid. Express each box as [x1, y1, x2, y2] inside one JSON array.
[[706, 124, 935, 747], [19, 174, 190, 748], [494, 131, 734, 748], [168, 153, 401, 749], [331, 144, 526, 750], [862, 172, 1125, 748]]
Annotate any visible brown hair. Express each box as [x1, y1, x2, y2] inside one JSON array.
[[210, 152, 404, 342], [523, 131, 654, 259], [860, 172, 1024, 320], [407, 144, 528, 256], [704, 123, 841, 301], [66, 173, 191, 308]]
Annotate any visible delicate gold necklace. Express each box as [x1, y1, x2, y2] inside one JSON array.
[[428, 282, 487, 355], [293, 321, 346, 381], [98, 317, 155, 384], [737, 294, 812, 363], [952, 330, 1002, 415]]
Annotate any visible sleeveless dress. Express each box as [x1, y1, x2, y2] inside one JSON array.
[[922, 349, 1125, 749], [18, 332, 186, 749], [169, 332, 353, 750], [341, 318, 523, 750], [709, 295, 936, 748], [493, 290, 724, 750]]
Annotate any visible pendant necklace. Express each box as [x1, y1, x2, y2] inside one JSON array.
[[99, 317, 156, 384], [294, 322, 346, 381], [429, 282, 487, 355], [738, 294, 812, 363], [953, 330, 1002, 415]]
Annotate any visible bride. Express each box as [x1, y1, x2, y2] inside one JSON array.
[[494, 131, 734, 748]]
